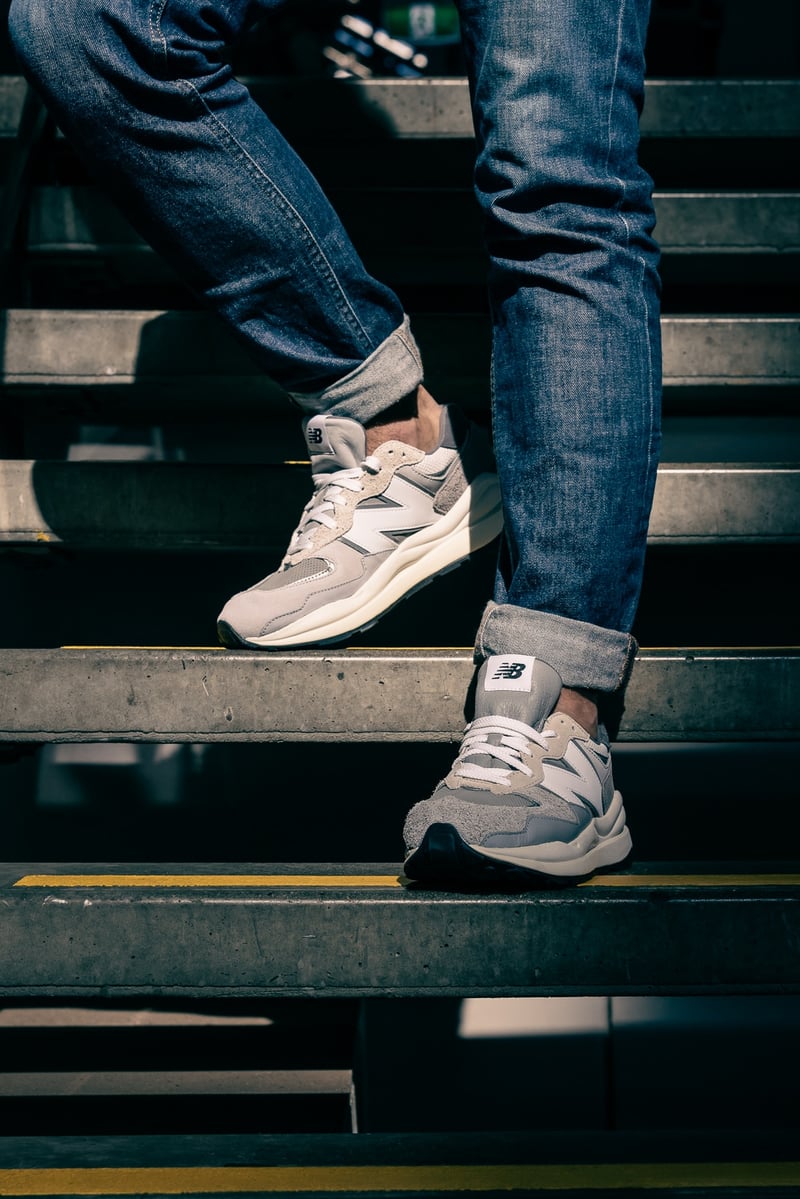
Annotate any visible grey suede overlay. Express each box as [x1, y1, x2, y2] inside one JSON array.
[[403, 788, 584, 850], [433, 457, 468, 515]]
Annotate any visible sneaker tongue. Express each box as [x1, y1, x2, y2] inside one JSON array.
[[304, 414, 366, 477], [474, 655, 563, 732]]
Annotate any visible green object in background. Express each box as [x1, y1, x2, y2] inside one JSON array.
[[384, 2, 460, 44]]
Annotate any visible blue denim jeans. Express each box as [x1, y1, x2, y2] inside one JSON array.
[[456, 0, 662, 692], [9, 0, 661, 695]]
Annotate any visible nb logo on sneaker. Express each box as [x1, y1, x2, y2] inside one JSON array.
[[307, 428, 323, 445], [484, 654, 538, 693], [492, 662, 527, 680]]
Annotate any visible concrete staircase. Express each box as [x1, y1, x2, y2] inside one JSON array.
[[0, 7, 799, 1195]]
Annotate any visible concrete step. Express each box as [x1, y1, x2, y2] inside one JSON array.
[[0, 458, 797, 550], [2, 311, 797, 397], [3, 76, 799, 141], [0, 1130, 797, 1196], [0, 647, 797, 743], [15, 187, 797, 297], [0, 862, 798, 997], [20, 185, 800, 259]]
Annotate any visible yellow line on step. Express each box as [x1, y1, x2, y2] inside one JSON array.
[[13, 874, 404, 888], [1, 1161, 799, 1195], [11, 873, 800, 889]]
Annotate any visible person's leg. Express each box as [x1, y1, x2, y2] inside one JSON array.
[[8, 0, 421, 410], [404, 0, 662, 886], [8, 0, 504, 647]]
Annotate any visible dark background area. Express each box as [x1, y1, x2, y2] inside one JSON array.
[[1, 0, 799, 78]]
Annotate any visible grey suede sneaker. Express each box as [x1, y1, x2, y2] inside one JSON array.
[[217, 405, 502, 649], [403, 654, 632, 888]]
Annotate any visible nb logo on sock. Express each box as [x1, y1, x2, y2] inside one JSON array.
[[307, 428, 323, 445], [492, 661, 527, 680]]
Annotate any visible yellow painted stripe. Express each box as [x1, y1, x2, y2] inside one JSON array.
[[13, 874, 404, 888], [0, 1161, 799, 1194], [11, 873, 800, 889]]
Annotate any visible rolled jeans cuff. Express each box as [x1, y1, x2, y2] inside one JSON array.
[[475, 600, 638, 695], [287, 316, 424, 422]]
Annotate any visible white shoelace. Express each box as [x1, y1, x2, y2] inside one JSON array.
[[453, 714, 556, 787], [283, 457, 381, 563]]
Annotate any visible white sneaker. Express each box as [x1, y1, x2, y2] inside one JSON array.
[[403, 654, 632, 887], [217, 404, 502, 649]]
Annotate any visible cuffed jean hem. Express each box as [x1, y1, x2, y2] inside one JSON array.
[[286, 316, 424, 422], [475, 600, 638, 694]]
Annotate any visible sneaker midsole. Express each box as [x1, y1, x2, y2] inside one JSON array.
[[470, 793, 631, 876]]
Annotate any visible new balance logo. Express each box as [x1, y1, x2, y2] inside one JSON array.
[[483, 654, 537, 693], [492, 662, 527, 680], [307, 427, 324, 445], [341, 476, 431, 554]]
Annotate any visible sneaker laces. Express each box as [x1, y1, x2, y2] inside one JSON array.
[[283, 457, 381, 564], [453, 714, 556, 788]]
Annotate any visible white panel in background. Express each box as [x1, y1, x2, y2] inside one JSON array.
[[458, 997, 609, 1038]]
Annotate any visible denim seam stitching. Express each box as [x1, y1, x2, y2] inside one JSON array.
[[148, 4, 378, 359], [605, 0, 632, 247], [634, 248, 660, 578], [394, 326, 419, 364], [179, 79, 376, 355], [605, 0, 660, 643], [147, 70, 377, 359], [148, 0, 169, 73]]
